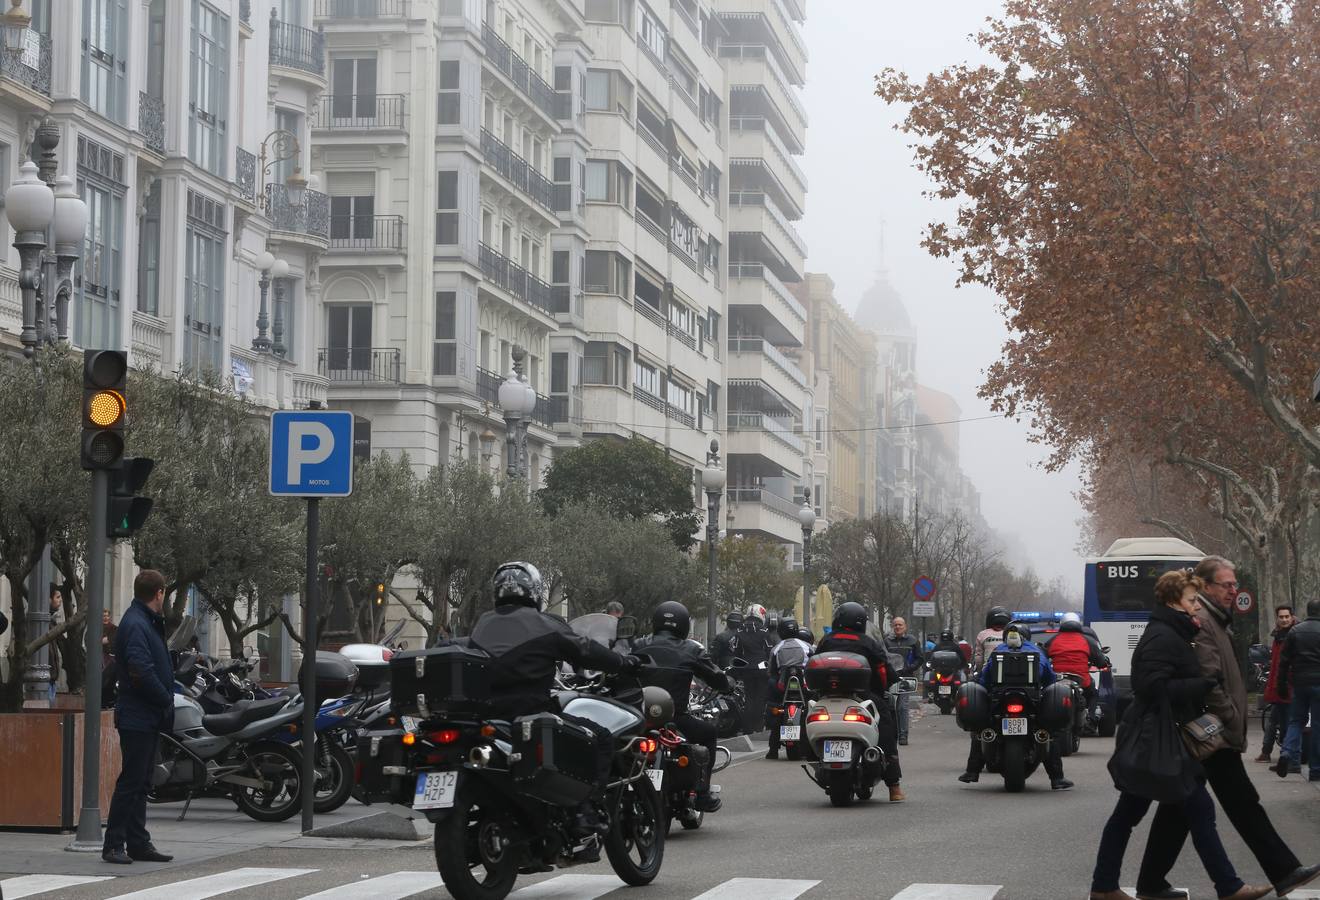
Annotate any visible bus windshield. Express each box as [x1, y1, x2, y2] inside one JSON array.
[[1091, 559, 1196, 614]]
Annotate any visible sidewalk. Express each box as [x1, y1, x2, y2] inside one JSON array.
[[0, 798, 426, 881]]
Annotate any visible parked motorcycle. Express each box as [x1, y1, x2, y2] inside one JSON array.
[[800, 652, 887, 807]]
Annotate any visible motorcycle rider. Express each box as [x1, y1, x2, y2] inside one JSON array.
[[885, 616, 923, 746], [469, 562, 639, 850], [765, 617, 813, 760], [1046, 612, 1108, 724], [631, 601, 730, 812], [932, 628, 966, 662], [816, 602, 905, 801], [711, 611, 744, 668], [974, 606, 1012, 669], [958, 622, 1073, 790], [732, 604, 773, 666], [798, 627, 815, 645]]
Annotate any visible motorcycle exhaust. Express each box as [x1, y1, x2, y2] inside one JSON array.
[[979, 728, 997, 743], [469, 745, 493, 767], [863, 747, 881, 763], [1034, 729, 1051, 744]]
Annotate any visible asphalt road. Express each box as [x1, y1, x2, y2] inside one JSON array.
[[6, 710, 1319, 900]]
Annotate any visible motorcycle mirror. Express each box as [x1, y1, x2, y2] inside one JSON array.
[[728, 657, 748, 668], [1101, 646, 1111, 654], [615, 615, 637, 640]]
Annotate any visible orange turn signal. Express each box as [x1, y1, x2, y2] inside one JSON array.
[[402, 732, 416, 746]]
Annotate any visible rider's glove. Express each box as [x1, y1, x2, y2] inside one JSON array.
[[620, 654, 644, 675]]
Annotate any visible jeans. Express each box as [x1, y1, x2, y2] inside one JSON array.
[[1261, 701, 1289, 755], [896, 692, 910, 740], [104, 729, 159, 852], [1281, 682, 1320, 773], [1142, 749, 1302, 885], [1090, 786, 1243, 896]]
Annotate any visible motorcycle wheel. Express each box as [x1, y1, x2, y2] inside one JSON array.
[[313, 740, 355, 814], [1000, 739, 1027, 793], [786, 741, 802, 761], [1098, 705, 1117, 738], [854, 782, 874, 801], [826, 770, 854, 807], [938, 699, 952, 715], [604, 776, 665, 886], [434, 792, 517, 900], [232, 741, 304, 822]]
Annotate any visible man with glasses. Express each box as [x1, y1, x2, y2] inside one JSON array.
[[1140, 556, 1320, 899]]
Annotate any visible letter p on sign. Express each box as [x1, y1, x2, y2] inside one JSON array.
[[269, 410, 354, 497], [287, 421, 334, 485]]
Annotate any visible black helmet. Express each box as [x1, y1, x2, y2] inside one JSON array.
[[986, 606, 1010, 629], [798, 627, 815, 644], [492, 562, 543, 610], [766, 614, 780, 635], [940, 629, 955, 643], [725, 611, 744, 629], [777, 617, 799, 640], [832, 601, 867, 633], [652, 601, 690, 640]]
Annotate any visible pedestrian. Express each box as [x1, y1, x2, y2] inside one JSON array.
[[47, 587, 63, 703], [885, 616, 923, 746], [1275, 597, 1320, 781], [103, 570, 175, 865], [101, 607, 120, 709], [1090, 569, 1269, 900], [1141, 557, 1319, 897], [604, 600, 624, 618], [711, 611, 743, 668], [1256, 605, 1295, 764]]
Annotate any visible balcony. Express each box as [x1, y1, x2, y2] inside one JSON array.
[[475, 366, 556, 428], [318, 347, 401, 382], [328, 215, 404, 251], [727, 262, 805, 345], [234, 148, 257, 202], [481, 25, 557, 121], [729, 191, 807, 281], [138, 92, 165, 154], [720, 43, 807, 131], [312, 94, 405, 130], [131, 312, 167, 369], [478, 242, 554, 318], [0, 30, 51, 102], [480, 129, 555, 214], [291, 372, 330, 409], [729, 115, 806, 216], [315, 0, 406, 17], [727, 486, 806, 545], [728, 411, 804, 453], [265, 184, 330, 245], [727, 411, 805, 476], [727, 337, 808, 413], [270, 20, 325, 79], [718, 1, 808, 84]]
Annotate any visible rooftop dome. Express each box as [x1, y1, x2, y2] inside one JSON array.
[[854, 267, 913, 337]]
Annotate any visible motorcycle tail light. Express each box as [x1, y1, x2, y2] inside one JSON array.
[[787, 704, 798, 717], [808, 710, 830, 723], [638, 738, 658, 754], [1006, 702, 1025, 715], [842, 707, 872, 724], [381, 649, 394, 662], [430, 729, 461, 744], [480, 724, 497, 737]]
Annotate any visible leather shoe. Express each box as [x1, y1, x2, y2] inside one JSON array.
[[764, 749, 778, 760], [1275, 863, 1320, 897], [887, 785, 905, 802], [128, 844, 173, 863], [1051, 778, 1074, 790], [1275, 755, 1292, 777], [957, 771, 979, 783], [1089, 891, 1135, 900], [1135, 889, 1187, 899], [1253, 752, 1270, 762], [101, 848, 132, 865], [1217, 886, 1272, 900]]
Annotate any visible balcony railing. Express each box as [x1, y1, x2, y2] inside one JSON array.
[[315, 0, 406, 16], [479, 242, 553, 315], [728, 336, 808, 388], [728, 261, 806, 321], [329, 215, 404, 250], [313, 94, 405, 130], [270, 19, 325, 76], [635, 387, 665, 414], [729, 191, 808, 259], [476, 366, 502, 404], [0, 30, 51, 95], [481, 25, 557, 120], [728, 487, 801, 520], [138, 92, 165, 153], [730, 115, 808, 194], [475, 366, 555, 427], [234, 147, 257, 200], [266, 183, 330, 239], [728, 411, 805, 453], [318, 347, 402, 382], [480, 129, 554, 213]]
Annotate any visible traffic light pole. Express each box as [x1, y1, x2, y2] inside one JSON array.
[[301, 497, 320, 835], [69, 468, 110, 852]]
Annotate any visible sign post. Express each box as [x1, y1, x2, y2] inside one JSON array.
[[912, 576, 937, 646], [269, 409, 354, 835]]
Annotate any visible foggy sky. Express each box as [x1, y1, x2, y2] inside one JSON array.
[[797, 1, 1087, 593]]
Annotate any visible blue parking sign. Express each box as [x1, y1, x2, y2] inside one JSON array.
[[269, 410, 355, 497]]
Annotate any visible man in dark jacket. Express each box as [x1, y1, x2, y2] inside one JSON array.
[[885, 617, 923, 746], [817, 602, 904, 801], [710, 611, 743, 668], [633, 601, 730, 810], [103, 570, 175, 865], [1277, 597, 1320, 781], [1256, 605, 1295, 763]]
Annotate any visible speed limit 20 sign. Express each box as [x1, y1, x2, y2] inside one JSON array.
[[1233, 589, 1255, 615]]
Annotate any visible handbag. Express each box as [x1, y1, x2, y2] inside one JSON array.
[[1107, 695, 1202, 804], [1180, 712, 1229, 762]]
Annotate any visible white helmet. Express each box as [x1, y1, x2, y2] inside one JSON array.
[[745, 603, 767, 624], [1061, 611, 1083, 632]]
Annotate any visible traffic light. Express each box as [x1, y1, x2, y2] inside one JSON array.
[[106, 457, 154, 539], [374, 583, 386, 607], [81, 350, 127, 470]]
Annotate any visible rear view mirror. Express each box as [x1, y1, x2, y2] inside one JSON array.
[[1101, 646, 1111, 654], [615, 615, 637, 640]]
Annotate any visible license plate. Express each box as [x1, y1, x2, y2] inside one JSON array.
[[822, 740, 852, 763], [413, 770, 457, 810], [780, 725, 801, 741], [647, 768, 664, 791], [939, 685, 952, 695], [401, 716, 418, 733], [1001, 717, 1028, 736]]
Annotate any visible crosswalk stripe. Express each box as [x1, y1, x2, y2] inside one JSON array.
[[1283, 893, 1320, 899], [889, 886, 1002, 900], [104, 866, 317, 899], [511, 874, 625, 899], [690, 877, 821, 900], [297, 871, 443, 899], [1122, 890, 1190, 897], [0, 874, 116, 898]]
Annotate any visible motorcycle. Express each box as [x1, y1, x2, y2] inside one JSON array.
[[769, 667, 812, 760], [689, 674, 746, 739], [647, 724, 731, 833], [924, 650, 968, 715], [799, 652, 887, 807], [1058, 673, 1087, 756]]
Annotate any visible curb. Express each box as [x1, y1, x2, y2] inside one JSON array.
[[305, 810, 428, 841]]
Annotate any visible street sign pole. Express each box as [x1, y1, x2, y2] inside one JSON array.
[[68, 468, 109, 852], [300, 496, 319, 835]]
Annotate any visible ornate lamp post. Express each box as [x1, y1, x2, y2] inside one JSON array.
[[252, 250, 275, 351], [257, 129, 308, 213], [1, 0, 31, 52], [702, 438, 726, 643], [270, 258, 290, 357], [497, 345, 536, 478], [799, 488, 817, 634]]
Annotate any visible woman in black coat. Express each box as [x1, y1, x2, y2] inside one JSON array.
[[1089, 570, 1268, 900]]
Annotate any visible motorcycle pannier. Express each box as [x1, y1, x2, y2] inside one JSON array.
[[665, 743, 708, 791], [389, 644, 495, 718], [1038, 681, 1074, 730], [298, 651, 359, 700], [355, 727, 413, 806], [510, 713, 598, 805], [955, 682, 991, 732], [805, 652, 872, 696]]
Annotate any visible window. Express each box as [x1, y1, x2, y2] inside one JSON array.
[[190, 0, 229, 177], [326, 304, 372, 372], [668, 379, 695, 416], [706, 380, 720, 415], [637, 5, 665, 63], [183, 189, 227, 374], [83, 0, 128, 122], [436, 171, 458, 244], [670, 207, 699, 259], [136, 179, 161, 315], [75, 136, 127, 351], [329, 194, 374, 242], [552, 250, 570, 285], [331, 57, 377, 119], [584, 341, 628, 387], [815, 416, 824, 450], [584, 160, 631, 207], [551, 352, 568, 393], [700, 86, 721, 132], [584, 69, 632, 118], [700, 11, 716, 53], [584, 0, 631, 25], [438, 60, 460, 125], [584, 250, 630, 297], [433, 291, 457, 375], [272, 109, 301, 187], [669, 301, 694, 336], [633, 359, 659, 397]]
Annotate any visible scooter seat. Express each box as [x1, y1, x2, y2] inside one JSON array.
[[202, 697, 289, 736]]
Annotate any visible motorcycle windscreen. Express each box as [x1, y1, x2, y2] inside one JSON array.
[[569, 613, 619, 648], [562, 695, 645, 736]]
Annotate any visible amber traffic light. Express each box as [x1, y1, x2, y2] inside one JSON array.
[[81, 350, 128, 470]]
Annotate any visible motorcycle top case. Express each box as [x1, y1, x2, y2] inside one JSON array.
[[1037, 680, 1074, 730], [389, 644, 496, 718], [955, 681, 991, 732], [805, 652, 872, 696], [510, 712, 598, 806], [930, 650, 964, 672], [298, 650, 359, 700], [986, 651, 1040, 688]]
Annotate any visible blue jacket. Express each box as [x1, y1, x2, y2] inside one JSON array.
[[114, 599, 175, 732], [978, 640, 1055, 687]]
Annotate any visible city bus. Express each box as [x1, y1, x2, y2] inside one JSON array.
[[1083, 537, 1204, 712]]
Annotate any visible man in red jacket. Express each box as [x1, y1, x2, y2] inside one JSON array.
[[1256, 605, 1295, 763], [1045, 613, 1108, 720]]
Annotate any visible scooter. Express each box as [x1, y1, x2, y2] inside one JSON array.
[[800, 652, 886, 807]]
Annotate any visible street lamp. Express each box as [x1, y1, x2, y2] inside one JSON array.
[[799, 487, 817, 633], [6, 160, 54, 353], [701, 438, 726, 643], [498, 344, 536, 478], [256, 129, 308, 212], [252, 250, 275, 352], [270, 258, 290, 357], [2, 0, 30, 53]]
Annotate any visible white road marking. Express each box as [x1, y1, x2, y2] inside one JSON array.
[[691, 877, 822, 900], [104, 867, 316, 899], [297, 870, 443, 899], [889, 885, 1002, 900], [0, 874, 115, 898], [511, 873, 625, 898]]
